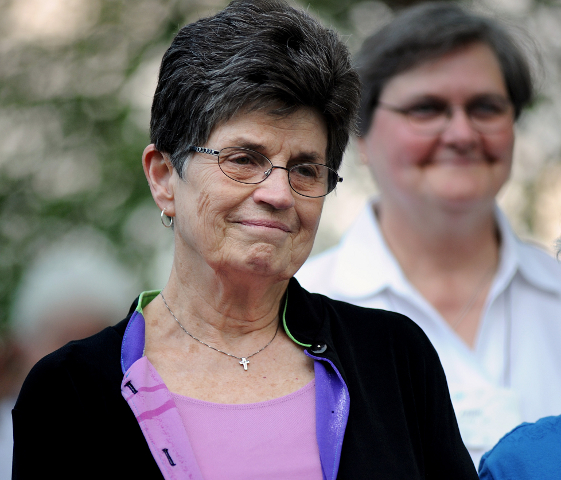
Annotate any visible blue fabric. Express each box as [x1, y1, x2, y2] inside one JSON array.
[[479, 415, 561, 479], [307, 353, 350, 480], [120, 310, 145, 373]]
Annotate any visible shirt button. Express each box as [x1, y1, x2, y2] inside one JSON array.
[[311, 343, 327, 354]]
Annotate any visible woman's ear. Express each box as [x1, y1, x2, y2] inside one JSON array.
[[142, 144, 176, 217]]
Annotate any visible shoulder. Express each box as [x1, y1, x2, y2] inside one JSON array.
[[314, 292, 451, 403], [333, 296, 438, 362], [15, 319, 129, 410], [40, 318, 126, 370], [517, 240, 561, 275], [479, 415, 561, 479], [497, 209, 561, 290], [287, 278, 445, 391], [301, 284, 437, 360], [11, 315, 162, 478], [486, 414, 561, 449], [513, 240, 561, 303], [327, 293, 424, 335]]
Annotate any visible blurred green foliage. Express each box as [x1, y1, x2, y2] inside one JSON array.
[[1, 0, 558, 331], [0, 0, 230, 328]]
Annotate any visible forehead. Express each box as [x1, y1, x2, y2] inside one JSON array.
[[207, 107, 328, 158], [380, 42, 508, 101]]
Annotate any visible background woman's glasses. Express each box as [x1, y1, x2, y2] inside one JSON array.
[[377, 96, 514, 135]]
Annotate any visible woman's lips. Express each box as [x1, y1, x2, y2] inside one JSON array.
[[238, 219, 291, 232], [432, 155, 489, 166]]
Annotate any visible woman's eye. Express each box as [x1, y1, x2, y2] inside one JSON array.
[[406, 103, 445, 118], [469, 101, 506, 118], [292, 164, 320, 178], [232, 156, 253, 165], [222, 153, 264, 167]]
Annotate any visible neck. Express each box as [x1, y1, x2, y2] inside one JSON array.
[[376, 198, 500, 348], [158, 256, 288, 339], [377, 199, 499, 275]]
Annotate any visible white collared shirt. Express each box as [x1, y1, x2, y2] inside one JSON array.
[[296, 199, 561, 466]]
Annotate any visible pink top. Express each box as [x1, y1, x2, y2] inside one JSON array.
[[172, 380, 323, 480]]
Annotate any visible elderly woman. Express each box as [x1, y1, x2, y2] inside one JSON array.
[[297, 1, 561, 467], [12, 1, 476, 479]]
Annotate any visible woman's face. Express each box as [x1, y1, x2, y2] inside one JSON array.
[[359, 42, 515, 215], [171, 107, 327, 282]]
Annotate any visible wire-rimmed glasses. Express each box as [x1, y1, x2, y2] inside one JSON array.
[[187, 146, 342, 198], [377, 96, 514, 135]]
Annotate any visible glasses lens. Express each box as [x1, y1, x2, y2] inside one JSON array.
[[468, 99, 513, 133], [406, 99, 513, 135], [218, 147, 270, 184], [288, 164, 339, 198]]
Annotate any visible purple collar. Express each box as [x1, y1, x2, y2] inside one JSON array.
[[120, 298, 349, 480]]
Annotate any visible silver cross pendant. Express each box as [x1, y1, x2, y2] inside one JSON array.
[[239, 357, 250, 371]]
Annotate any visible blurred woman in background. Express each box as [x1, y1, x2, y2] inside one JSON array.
[[297, 2, 561, 466]]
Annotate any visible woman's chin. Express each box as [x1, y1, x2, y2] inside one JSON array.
[[421, 165, 506, 206], [213, 250, 295, 283], [419, 176, 498, 210], [427, 190, 495, 214]]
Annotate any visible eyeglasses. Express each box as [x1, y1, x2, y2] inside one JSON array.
[[187, 146, 342, 198], [377, 96, 514, 135]]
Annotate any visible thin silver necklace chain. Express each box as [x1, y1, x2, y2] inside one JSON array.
[[452, 265, 496, 330], [160, 292, 280, 371]]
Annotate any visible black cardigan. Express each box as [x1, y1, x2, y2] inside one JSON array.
[[12, 278, 477, 479]]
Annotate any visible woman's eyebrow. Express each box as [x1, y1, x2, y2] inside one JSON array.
[[468, 93, 510, 102], [233, 140, 267, 151], [229, 138, 325, 163], [400, 94, 446, 104], [291, 151, 323, 163]]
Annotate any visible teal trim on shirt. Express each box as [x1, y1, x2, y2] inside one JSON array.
[[282, 291, 311, 348], [135, 290, 161, 315]]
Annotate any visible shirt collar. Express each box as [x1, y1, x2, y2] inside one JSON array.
[[328, 198, 410, 299], [328, 199, 561, 299], [121, 290, 160, 373], [135, 289, 161, 314], [494, 208, 561, 295]]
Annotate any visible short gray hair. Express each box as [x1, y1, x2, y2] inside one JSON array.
[[150, 0, 360, 174], [355, 2, 534, 136]]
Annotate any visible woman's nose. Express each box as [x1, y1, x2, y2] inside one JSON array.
[[252, 167, 296, 210], [440, 106, 479, 150]]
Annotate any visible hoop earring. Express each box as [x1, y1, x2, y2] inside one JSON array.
[[161, 209, 173, 228]]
